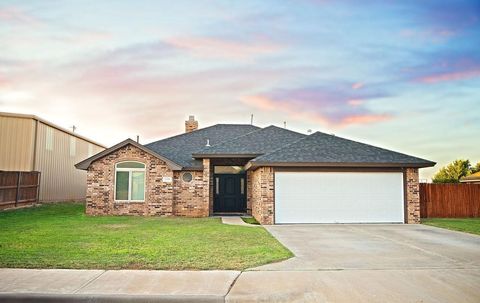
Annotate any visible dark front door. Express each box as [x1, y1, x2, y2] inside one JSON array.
[[214, 174, 246, 213]]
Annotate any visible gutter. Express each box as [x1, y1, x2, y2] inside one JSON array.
[[192, 153, 261, 159], [247, 161, 436, 169]]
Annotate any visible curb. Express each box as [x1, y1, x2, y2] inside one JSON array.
[[0, 293, 224, 303]]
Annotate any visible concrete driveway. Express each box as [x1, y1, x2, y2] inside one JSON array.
[[256, 224, 480, 270], [227, 224, 480, 302]]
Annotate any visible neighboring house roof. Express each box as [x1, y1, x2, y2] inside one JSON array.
[[460, 172, 480, 183], [192, 125, 306, 158], [248, 131, 435, 168], [145, 124, 260, 169], [75, 138, 182, 170]]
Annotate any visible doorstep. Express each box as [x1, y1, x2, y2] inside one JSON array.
[[212, 212, 246, 216]]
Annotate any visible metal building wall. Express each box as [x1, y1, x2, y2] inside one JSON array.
[[0, 115, 35, 171], [34, 121, 104, 202]]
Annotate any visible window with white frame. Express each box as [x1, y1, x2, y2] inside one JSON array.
[[115, 162, 146, 201], [70, 137, 76, 156], [45, 127, 54, 151]]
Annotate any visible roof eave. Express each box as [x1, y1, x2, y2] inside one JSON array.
[[75, 139, 183, 171], [247, 161, 436, 169], [192, 153, 261, 159], [460, 178, 480, 182], [181, 166, 204, 171]]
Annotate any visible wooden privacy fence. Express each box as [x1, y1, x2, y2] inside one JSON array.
[[420, 183, 480, 218], [0, 171, 41, 210]]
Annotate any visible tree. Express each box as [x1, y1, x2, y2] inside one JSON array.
[[432, 159, 471, 183], [471, 162, 480, 174]]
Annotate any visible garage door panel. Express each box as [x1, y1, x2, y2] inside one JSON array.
[[275, 172, 404, 224]]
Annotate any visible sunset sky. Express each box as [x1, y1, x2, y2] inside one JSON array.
[[1, 0, 479, 180]]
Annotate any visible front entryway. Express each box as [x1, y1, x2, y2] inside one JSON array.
[[214, 173, 246, 213]]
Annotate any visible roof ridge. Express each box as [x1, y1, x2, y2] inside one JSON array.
[[145, 124, 260, 146], [311, 131, 434, 163]]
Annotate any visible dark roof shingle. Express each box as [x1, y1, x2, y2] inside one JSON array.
[[145, 124, 260, 169], [193, 125, 306, 157], [251, 131, 435, 168]]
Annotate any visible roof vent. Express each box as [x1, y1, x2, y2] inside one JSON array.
[[205, 139, 211, 147]]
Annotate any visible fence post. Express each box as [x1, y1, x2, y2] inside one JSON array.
[[15, 171, 22, 207], [36, 172, 41, 204]]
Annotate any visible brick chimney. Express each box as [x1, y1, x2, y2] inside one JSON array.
[[185, 115, 198, 133]]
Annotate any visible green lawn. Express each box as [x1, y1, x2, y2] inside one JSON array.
[[422, 218, 480, 235], [0, 203, 292, 270], [241, 217, 260, 225]]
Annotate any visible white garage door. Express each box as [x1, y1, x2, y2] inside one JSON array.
[[275, 172, 404, 224]]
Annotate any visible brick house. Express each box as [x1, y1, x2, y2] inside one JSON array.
[[76, 116, 435, 224]]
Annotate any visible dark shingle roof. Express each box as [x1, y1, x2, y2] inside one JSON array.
[[193, 125, 306, 157], [144, 124, 259, 169], [250, 131, 435, 168]]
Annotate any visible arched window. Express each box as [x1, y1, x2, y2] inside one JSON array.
[[115, 161, 145, 201]]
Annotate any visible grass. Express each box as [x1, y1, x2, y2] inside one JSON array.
[[0, 203, 292, 270], [241, 217, 260, 225], [422, 218, 480, 235]]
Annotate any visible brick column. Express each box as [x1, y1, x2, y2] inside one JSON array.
[[251, 167, 275, 224], [246, 170, 253, 215], [203, 158, 212, 215], [406, 168, 420, 223]]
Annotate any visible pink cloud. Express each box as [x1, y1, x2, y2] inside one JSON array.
[[341, 114, 391, 125], [165, 36, 282, 59], [352, 82, 364, 90], [241, 90, 391, 128], [0, 75, 10, 88], [0, 6, 42, 26], [417, 68, 480, 84], [348, 99, 363, 106]]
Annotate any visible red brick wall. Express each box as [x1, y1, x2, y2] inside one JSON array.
[[406, 168, 420, 223], [250, 167, 274, 224], [86, 144, 207, 217], [246, 170, 253, 215], [173, 171, 207, 217]]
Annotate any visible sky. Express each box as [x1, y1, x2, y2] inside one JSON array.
[[1, 0, 479, 181]]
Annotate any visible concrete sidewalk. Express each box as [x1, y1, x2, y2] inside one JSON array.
[[0, 268, 240, 302], [3, 267, 480, 303], [221, 216, 259, 227]]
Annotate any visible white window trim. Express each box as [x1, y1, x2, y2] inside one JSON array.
[[114, 161, 146, 203]]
